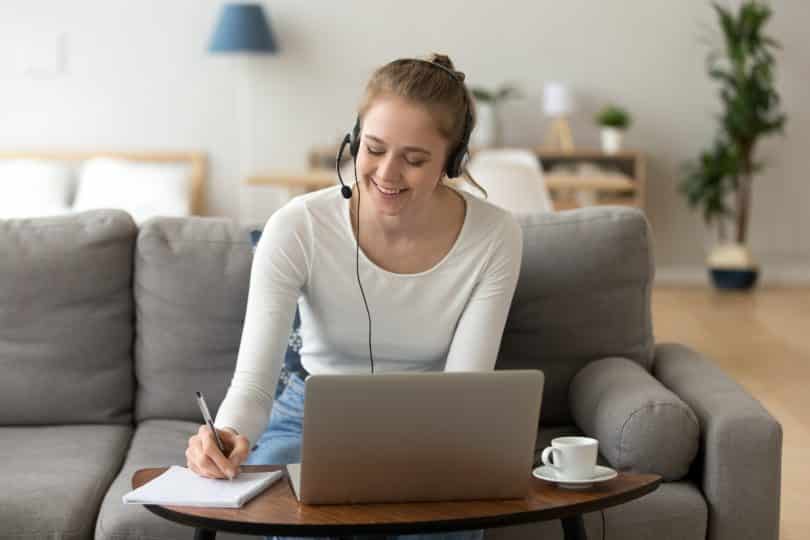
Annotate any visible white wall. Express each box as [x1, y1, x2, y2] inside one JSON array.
[[0, 0, 807, 281]]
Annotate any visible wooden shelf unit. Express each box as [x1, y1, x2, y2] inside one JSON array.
[[532, 147, 646, 211], [304, 145, 646, 212]]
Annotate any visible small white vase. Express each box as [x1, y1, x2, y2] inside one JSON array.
[[600, 127, 623, 154], [471, 102, 497, 148]]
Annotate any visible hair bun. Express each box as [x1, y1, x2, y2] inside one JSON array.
[[428, 53, 466, 82], [429, 53, 454, 69]]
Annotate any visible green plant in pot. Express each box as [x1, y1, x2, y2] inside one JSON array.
[[679, 1, 786, 290], [470, 84, 520, 148], [595, 105, 631, 154]]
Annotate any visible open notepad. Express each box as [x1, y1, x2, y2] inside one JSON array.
[[123, 465, 284, 508]]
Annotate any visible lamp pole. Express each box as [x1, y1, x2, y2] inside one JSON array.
[[237, 55, 254, 186], [208, 3, 279, 221]]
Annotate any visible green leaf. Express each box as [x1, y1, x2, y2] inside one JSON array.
[[471, 87, 494, 102], [495, 84, 521, 101], [683, 0, 787, 237], [595, 105, 631, 128]]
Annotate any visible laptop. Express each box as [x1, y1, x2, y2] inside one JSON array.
[[286, 370, 544, 504]]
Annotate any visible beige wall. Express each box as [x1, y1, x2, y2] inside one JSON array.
[[0, 1, 807, 281]]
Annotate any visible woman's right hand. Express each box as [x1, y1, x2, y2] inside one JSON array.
[[186, 425, 251, 479]]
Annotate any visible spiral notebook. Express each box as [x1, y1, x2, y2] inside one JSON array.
[[123, 466, 283, 508]]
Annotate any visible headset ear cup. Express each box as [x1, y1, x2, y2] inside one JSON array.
[[447, 109, 473, 178], [350, 118, 361, 158], [446, 149, 460, 179]]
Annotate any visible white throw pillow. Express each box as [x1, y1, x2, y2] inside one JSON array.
[[0, 160, 74, 218], [73, 158, 192, 223]]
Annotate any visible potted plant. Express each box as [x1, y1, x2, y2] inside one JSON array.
[[470, 84, 520, 148], [679, 1, 786, 290], [595, 105, 631, 154]]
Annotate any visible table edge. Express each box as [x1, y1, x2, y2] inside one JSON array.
[[140, 475, 662, 536]]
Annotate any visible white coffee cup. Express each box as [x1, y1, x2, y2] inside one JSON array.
[[540, 436, 598, 480]]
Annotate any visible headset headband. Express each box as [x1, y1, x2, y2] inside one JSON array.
[[348, 58, 473, 179]]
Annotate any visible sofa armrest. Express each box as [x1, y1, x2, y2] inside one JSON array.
[[653, 343, 782, 540]]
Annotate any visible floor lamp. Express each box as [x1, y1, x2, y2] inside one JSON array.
[[208, 3, 279, 220]]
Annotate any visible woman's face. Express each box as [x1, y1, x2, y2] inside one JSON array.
[[355, 95, 451, 218]]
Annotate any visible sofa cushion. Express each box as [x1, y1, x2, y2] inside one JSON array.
[[570, 357, 700, 481], [0, 424, 132, 540], [496, 206, 655, 426], [0, 209, 136, 424], [489, 425, 706, 540], [134, 217, 255, 422], [96, 419, 258, 540], [486, 481, 706, 540]]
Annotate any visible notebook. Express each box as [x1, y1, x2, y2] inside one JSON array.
[[123, 466, 283, 508]]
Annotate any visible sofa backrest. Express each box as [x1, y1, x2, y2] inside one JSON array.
[[0, 210, 136, 425], [496, 206, 655, 425], [0, 206, 654, 429], [134, 206, 654, 429], [134, 216, 254, 423]]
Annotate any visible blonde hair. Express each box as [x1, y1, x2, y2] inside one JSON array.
[[356, 53, 487, 198]]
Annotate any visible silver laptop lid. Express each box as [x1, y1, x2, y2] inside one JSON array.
[[294, 370, 544, 504]]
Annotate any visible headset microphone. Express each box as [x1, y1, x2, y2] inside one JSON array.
[[336, 134, 353, 199], [335, 127, 374, 373]]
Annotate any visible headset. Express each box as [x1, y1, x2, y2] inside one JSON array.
[[334, 57, 474, 375]]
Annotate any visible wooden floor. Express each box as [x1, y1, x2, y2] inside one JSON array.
[[652, 287, 810, 540]]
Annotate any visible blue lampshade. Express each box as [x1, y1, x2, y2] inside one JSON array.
[[209, 3, 279, 54]]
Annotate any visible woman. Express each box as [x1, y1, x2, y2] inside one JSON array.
[[185, 53, 523, 540]]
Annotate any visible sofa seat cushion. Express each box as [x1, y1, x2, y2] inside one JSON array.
[[485, 480, 707, 540], [0, 424, 132, 540], [486, 425, 707, 540], [96, 419, 258, 540], [96, 422, 705, 540]]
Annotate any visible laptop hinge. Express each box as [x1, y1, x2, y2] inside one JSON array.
[[286, 463, 302, 500]]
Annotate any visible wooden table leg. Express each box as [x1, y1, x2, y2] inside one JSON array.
[[561, 515, 587, 540], [193, 528, 216, 540]]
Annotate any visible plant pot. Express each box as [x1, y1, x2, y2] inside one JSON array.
[[706, 243, 759, 291], [471, 102, 497, 148], [600, 127, 623, 154], [709, 268, 759, 290]]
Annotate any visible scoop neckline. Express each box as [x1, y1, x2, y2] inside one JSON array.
[[342, 185, 470, 278]]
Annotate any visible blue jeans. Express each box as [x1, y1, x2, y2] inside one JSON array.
[[245, 373, 485, 540]]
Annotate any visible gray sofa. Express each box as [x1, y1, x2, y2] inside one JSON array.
[[0, 207, 781, 540]]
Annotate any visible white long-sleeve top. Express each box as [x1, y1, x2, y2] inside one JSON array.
[[215, 185, 523, 447]]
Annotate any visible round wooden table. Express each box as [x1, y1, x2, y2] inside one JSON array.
[[133, 466, 660, 540]]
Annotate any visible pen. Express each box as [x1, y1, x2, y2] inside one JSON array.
[[195, 391, 231, 478]]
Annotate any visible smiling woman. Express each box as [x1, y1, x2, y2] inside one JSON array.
[[206, 54, 523, 540], [349, 94, 471, 275]]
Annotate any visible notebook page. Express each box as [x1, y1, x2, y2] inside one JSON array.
[[123, 465, 283, 508]]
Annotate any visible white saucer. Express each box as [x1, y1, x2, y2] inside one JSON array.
[[532, 465, 618, 489]]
